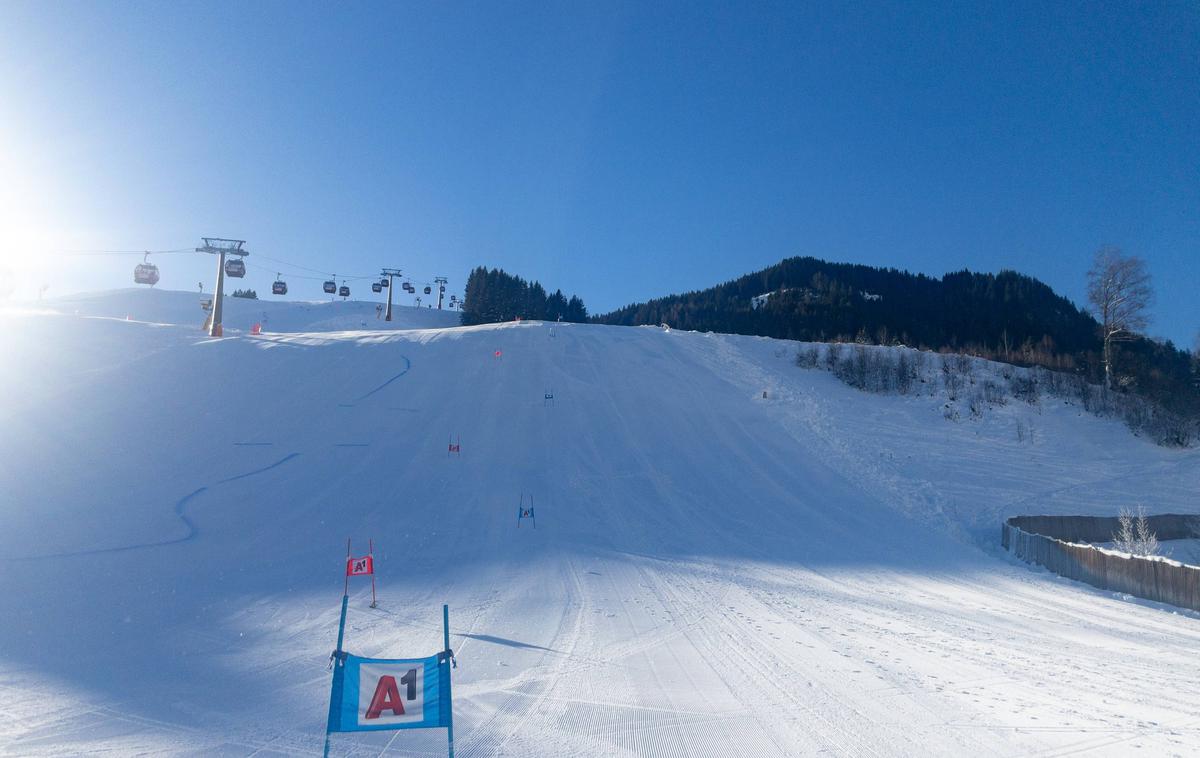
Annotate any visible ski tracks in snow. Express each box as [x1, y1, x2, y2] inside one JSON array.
[[455, 558, 590, 757], [354, 355, 413, 401], [13, 453, 302, 560]]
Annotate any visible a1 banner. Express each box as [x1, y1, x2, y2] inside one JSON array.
[[346, 555, 373, 576], [327, 653, 452, 732]]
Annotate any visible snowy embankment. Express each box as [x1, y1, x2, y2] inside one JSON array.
[[2, 290, 1199, 756]]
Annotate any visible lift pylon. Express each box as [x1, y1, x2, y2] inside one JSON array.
[[380, 268, 402, 321], [195, 238, 248, 337], [434, 276, 448, 310]]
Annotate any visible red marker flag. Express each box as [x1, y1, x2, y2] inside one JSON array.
[[347, 555, 374, 576]]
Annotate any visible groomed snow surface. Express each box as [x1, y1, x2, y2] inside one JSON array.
[[2, 290, 1199, 757]]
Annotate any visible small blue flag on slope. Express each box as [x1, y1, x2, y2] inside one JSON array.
[[327, 652, 452, 732]]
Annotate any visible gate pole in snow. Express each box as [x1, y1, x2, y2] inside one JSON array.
[[337, 538, 351, 649], [333, 593, 348, 662], [444, 604, 454, 758], [369, 539, 377, 608], [325, 539, 352, 758], [516, 495, 536, 529], [336, 538, 352, 649], [324, 591, 348, 758]]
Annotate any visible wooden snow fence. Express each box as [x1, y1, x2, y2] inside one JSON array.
[[1001, 514, 1200, 612]]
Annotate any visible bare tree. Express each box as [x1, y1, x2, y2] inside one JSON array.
[[1113, 505, 1159, 556], [1086, 247, 1153, 390], [1136, 510, 1160, 556], [1114, 508, 1136, 552]]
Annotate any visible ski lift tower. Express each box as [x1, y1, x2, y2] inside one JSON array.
[[434, 276, 448, 310], [196, 237, 248, 337], [380, 267, 402, 321]]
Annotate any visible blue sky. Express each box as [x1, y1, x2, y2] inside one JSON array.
[[1, 1, 1196, 345]]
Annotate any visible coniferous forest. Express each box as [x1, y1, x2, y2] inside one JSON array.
[[460, 266, 587, 326], [593, 256, 1198, 419]]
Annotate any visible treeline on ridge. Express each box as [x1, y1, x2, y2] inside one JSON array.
[[461, 266, 587, 326], [593, 256, 1198, 421]]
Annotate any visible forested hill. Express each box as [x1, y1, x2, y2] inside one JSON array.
[[595, 257, 1098, 353], [594, 256, 1198, 416]]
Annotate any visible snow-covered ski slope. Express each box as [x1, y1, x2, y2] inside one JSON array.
[[2, 290, 1199, 757], [30, 287, 462, 333]]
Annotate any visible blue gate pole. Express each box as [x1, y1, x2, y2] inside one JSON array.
[[324, 593, 349, 758], [335, 593, 349, 656], [326, 541, 352, 758], [444, 603, 454, 758]]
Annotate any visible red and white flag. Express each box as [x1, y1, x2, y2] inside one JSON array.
[[346, 555, 374, 576]]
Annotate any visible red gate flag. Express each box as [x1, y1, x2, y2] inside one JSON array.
[[448, 443, 460, 453], [347, 555, 374, 576]]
